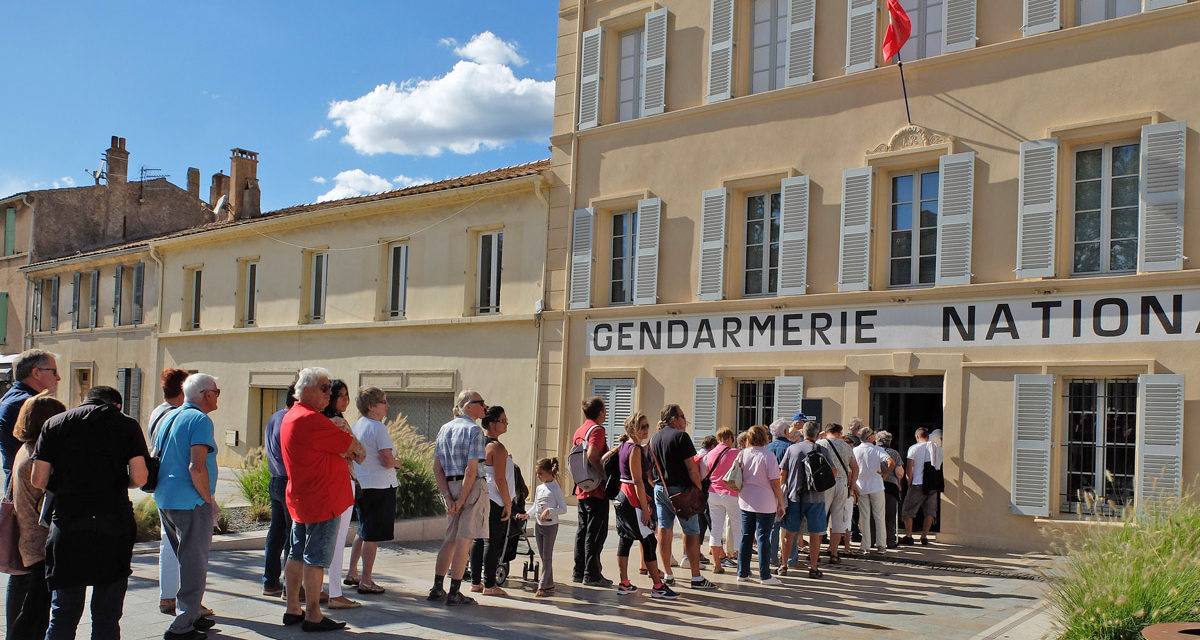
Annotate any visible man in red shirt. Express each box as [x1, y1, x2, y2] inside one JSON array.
[[280, 367, 364, 632], [572, 396, 611, 587]]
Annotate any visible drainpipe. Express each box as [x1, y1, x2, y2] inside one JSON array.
[[528, 174, 551, 472], [21, 194, 35, 351], [149, 244, 167, 382]]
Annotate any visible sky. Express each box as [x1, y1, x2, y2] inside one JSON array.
[[1, 1, 557, 212]]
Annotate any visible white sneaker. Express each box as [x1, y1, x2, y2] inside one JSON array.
[[736, 576, 755, 583], [760, 577, 782, 586], [680, 556, 691, 569]]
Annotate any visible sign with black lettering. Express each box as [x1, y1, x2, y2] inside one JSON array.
[[585, 288, 1200, 355]]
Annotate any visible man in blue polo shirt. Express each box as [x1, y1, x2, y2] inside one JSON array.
[[0, 349, 60, 490], [155, 373, 221, 640]]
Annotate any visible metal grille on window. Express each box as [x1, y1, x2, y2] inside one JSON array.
[[1062, 378, 1137, 516], [736, 380, 775, 434], [386, 392, 454, 444]]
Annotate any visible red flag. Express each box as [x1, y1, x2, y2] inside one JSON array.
[[882, 0, 912, 63]]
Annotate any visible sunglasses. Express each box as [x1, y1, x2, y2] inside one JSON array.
[[319, 384, 332, 393], [207, 388, 221, 397], [468, 399, 486, 406]]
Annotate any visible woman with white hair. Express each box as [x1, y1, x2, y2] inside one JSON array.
[[875, 430, 905, 549]]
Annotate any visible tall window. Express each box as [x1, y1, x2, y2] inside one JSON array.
[[1077, 0, 1140, 25], [890, 169, 939, 287], [116, 367, 142, 419], [388, 243, 408, 317], [610, 210, 637, 305], [477, 231, 503, 314], [244, 261, 258, 326], [1063, 378, 1137, 516], [744, 191, 780, 296], [1072, 141, 1138, 275], [898, 0, 943, 61], [736, 380, 775, 434], [750, 0, 787, 94], [113, 265, 137, 326], [616, 28, 644, 122], [88, 269, 100, 328], [132, 262, 144, 324], [185, 268, 202, 330], [310, 252, 328, 322]]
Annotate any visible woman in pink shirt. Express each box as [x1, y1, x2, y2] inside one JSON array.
[[736, 425, 785, 585], [701, 427, 740, 573]]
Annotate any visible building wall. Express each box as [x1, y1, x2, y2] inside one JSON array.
[[0, 197, 33, 351], [547, 0, 1200, 550]]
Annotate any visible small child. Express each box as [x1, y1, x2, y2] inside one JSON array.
[[528, 457, 568, 597]]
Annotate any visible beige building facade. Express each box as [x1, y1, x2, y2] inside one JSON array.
[[542, 0, 1199, 550]]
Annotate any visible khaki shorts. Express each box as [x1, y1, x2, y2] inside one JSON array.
[[824, 481, 851, 532], [902, 485, 940, 520], [443, 477, 488, 541]]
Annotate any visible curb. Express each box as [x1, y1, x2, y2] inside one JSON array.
[[134, 515, 446, 554]]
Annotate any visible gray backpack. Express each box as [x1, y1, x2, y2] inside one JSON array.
[[568, 425, 604, 493]]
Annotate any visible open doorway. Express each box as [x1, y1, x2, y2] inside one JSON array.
[[869, 375, 944, 533]]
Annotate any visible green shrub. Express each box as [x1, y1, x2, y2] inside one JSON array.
[[134, 496, 160, 542], [236, 447, 272, 510], [1045, 494, 1200, 639], [387, 415, 446, 520]]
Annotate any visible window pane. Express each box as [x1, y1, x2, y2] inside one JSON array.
[[747, 219, 764, 245], [746, 244, 764, 274], [1075, 180, 1101, 211], [1074, 211, 1101, 242], [1115, 0, 1140, 18], [1111, 144, 1139, 176], [918, 256, 936, 284], [479, 236, 493, 309], [1111, 176, 1138, 208], [611, 257, 625, 282], [745, 268, 762, 295], [1074, 243, 1100, 272], [919, 228, 937, 255], [921, 171, 939, 200], [891, 230, 912, 258], [893, 175, 913, 204], [892, 204, 912, 231], [1110, 239, 1136, 271], [1078, 0, 1106, 24], [1110, 207, 1137, 239], [920, 202, 938, 228], [747, 195, 765, 220], [1076, 149, 1102, 180], [891, 258, 912, 286]]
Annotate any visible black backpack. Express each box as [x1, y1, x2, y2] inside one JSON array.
[[603, 447, 622, 500], [803, 447, 837, 494]]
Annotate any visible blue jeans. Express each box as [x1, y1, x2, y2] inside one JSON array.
[[738, 510, 776, 581], [46, 578, 127, 640], [263, 475, 291, 588]]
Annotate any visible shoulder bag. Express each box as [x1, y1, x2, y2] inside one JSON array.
[[720, 449, 743, 492], [142, 406, 192, 493], [0, 475, 28, 574], [650, 434, 708, 520], [922, 442, 945, 493]]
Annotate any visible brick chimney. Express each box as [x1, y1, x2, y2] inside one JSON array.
[[229, 148, 260, 219], [187, 167, 200, 199], [106, 136, 129, 185]]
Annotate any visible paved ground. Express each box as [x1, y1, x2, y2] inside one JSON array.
[[1, 521, 1055, 640]]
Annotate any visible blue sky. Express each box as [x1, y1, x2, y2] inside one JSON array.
[[1, 1, 557, 211]]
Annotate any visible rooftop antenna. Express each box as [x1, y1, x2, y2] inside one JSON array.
[[138, 166, 169, 202], [212, 194, 227, 219], [86, 157, 107, 185]]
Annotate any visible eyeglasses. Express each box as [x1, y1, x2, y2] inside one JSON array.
[[319, 384, 332, 393], [207, 388, 221, 397], [37, 367, 58, 375], [468, 399, 485, 406]]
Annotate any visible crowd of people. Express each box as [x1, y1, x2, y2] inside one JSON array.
[[0, 347, 945, 638]]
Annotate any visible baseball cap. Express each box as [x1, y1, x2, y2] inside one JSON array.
[[792, 412, 811, 423]]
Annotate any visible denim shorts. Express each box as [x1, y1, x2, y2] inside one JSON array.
[[781, 500, 828, 534], [290, 517, 340, 567], [654, 484, 701, 536]]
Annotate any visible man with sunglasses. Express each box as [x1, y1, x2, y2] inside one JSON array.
[[0, 349, 60, 490], [429, 390, 489, 606]]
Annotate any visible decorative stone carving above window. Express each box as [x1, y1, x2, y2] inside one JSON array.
[[868, 125, 955, 155]]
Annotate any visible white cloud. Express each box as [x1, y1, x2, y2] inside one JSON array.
[[451, 31, 527, 67], [58, 176, 75, 188], [316, 169, 394, 202], [311, 176, 327, 184], [311, 129, 331, 140], [327, 33, 552, 156], [393, 175, 432, 188]]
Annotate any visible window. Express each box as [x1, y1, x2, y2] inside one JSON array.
[[736, 379, 775, 434], [113, 265, 137, 326], [35, 277, 58, 332], [4, 207, 14, 256], [889, 168, 940, 287], [590, 378, 635, 449], [750, 0, 787, 94], [385, 391, 453, 443], [132, 262, 144, 324], [899, 0, 943, 60], [477, 231, 502, 314], [1077, 0, 1140, 25], [610, 210, 638, 305], [310, 252, 328, 322], [388, 243, 408, 318], [88, 269, 100, 328], [70, 273, 80, 330], [1062, 378, 1137, 516], [744, 191, 781, 296], [617, 28, 644, 122], [184, 268, 202, 330], [1072, 141, 1138, 275], [244, 261, 258, 326], [116, 367, 142, 419], [31, 280, 42, 332]]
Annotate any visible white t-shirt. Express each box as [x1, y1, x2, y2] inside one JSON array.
[[351, 417, 399, 489], [906, 441, 942, 486], [853, 442, 890, 494]]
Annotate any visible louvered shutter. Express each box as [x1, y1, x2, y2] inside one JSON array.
[[609, 379, 635, 450], [838, 167, 873, 292], [634, 198, 661, 305], [1145, 0, 1186, 9], [116, 369, 128, 413], [89, 269, 99, 328], [785, 0, 816, 86], [113, 265, 124, 325], [1011, 374, 1052, 517], [1022, 0, 1059, 37], [49, 275, 59, 330], [31, 280, 41, 332], [1136, 374, 1184, 512], [1138, 121, 1186, 273], [778, 176, 810, 295], [71, 273, 80, 330], [133, 262, 145, 324], [578, 27, 603, 130], [773, 376, 805, 423], [697, 188, 727, 301], [845, 0, 877, 74], [707, 0, 735, 103], [129, 367, 143, 421], [569, 208, 594, 309], [1015, 139, 1059, 279], [642, 8, 668, 116], [692, 377, 720, 448], [935, 151, 975, 286], [0, 293, 7, 343], [942, 0, 977, 53]]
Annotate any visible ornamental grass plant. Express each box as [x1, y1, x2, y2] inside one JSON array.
[[387, 414, 446, 520], [235, 447, 273, 521], [1044, 490, 1200, 639]]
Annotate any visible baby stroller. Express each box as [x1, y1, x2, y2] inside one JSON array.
[[467, 464, 540, 587]]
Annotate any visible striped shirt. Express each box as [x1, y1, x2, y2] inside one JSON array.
[[434, 416, 485, 477]]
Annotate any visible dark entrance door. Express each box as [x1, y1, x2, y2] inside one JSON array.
[[869, 375, 944, 533]]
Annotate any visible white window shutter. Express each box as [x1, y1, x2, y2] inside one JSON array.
[[1138, 121, 1186, 273], [785, 0, 816, 86], [116, 368, 127, 411], [935, 151, 975, 286], [642, 8, 668, 116], [1136, 374, 1184, 512], [634, 197, 661, 305], [1011, 374, 1052, 517], [129, 367, 142, 420], [942, 0, 977, 53], [1016, 139, 1059, 279], [845, 0, 877, 74], [1022, 0, 1060, 37], [778, 175, 810, 295], [609, 379, 635, 450], [578, 27, 603, 130], [698, 188, 728, 301], [692, 377, 720, 448], [569, 208, 594, 309], [838, 167, 873, 292], [1145, 0, 1186, 10], [707, 0, 736, 103], [773, 376, 805, 423]]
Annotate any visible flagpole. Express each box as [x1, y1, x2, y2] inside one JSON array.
[[897, 52, 912, 124]]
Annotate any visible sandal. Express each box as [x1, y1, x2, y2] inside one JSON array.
[[482, 586, 507, 596], [343, 576, 360, 587], [776, 565, 788, 576], [159, 598, 176, 615], [829, 554, 841, 565], [356, 582, 385, 595], [808, 568, 823, 579], [712, 562, 724, 574]]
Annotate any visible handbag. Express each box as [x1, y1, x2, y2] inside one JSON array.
[[922, 442, 945, 493], [649, 437, 706, 520], [721, 450, 744, 492], [0, 478, 29, 575]]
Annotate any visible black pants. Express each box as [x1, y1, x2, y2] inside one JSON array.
[[884, 483, 901, 546], [469, 501, 508, 588], [7, 560, 51, 640], [573, 497, 609, 581], [263, 475, 291, 588]]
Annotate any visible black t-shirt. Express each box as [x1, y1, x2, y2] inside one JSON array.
[[35, 400, 149, 514], [649, 427, 696, 488]]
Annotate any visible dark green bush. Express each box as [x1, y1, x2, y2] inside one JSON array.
[[236, 447, 272, 514], [134, 496, 160, 542]]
